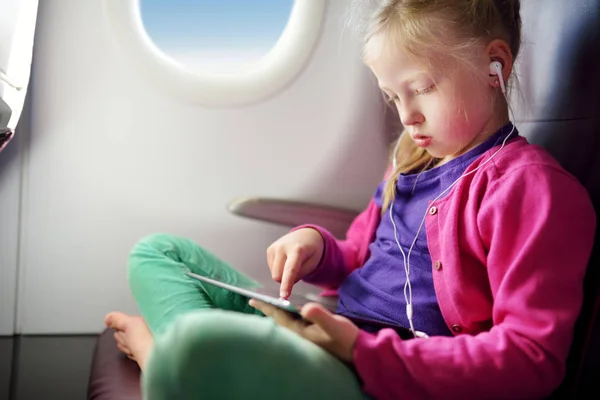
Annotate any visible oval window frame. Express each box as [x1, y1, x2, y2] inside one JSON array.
[[102, 0, 325, 107]]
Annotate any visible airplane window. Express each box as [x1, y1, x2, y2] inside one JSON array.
[[139, 0, 294, 74], [103, 0, 325, 106]]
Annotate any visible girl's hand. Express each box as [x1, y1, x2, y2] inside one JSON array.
[[249, 299, 359, 363], [266, 228, 324, 298]]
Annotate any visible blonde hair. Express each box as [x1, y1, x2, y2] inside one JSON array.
[[360, 0, 522, 212]]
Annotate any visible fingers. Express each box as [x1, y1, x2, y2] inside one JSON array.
[[268, 246, 301, 298], [248, 298, 266, 313], [249, 299, 308, 330], [301, 303, 334, 331], [267, 229, 323, 298], [280, 254, 300, 298], [266, 246, 275, 275], [248, 299, 278, 317], [270, 251, 285, 283]]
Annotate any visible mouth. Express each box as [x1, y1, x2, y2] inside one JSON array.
[[412, 134, 432, 148]]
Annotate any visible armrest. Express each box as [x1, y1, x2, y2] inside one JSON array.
[[227, 197, 359, 239]]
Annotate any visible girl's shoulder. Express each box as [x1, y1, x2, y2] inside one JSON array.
[[475, 136, 579, 185], [468, 137, 594, 215]]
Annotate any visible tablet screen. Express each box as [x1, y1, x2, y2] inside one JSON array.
[[185, 271, 338, 315], [185, 271, 422, 339]]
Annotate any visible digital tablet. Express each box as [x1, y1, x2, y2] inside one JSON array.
[[185, 271, 320, 315], [185, 271, 424, 340]]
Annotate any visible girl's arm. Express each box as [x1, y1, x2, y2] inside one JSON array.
[[292, 198, 380, 289], [351, 165, 596, 400], [294, 168, 392, 289]]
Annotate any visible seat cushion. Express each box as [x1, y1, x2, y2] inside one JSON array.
[[87, 328, 142, 400]]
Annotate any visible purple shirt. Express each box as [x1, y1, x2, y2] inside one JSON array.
[[336, 124, 516, 336]]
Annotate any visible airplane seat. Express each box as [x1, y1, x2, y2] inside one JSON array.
[[515, 1, 600, 398], [87, 328, 142, 399], [87, 1, 600, 398]]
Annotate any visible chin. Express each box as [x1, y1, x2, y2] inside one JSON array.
[[425, 148, 449, 159]]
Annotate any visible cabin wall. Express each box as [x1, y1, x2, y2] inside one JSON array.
[[1, 0, 389, 334]]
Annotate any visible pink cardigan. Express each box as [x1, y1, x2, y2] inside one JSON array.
[[300, 137, 596, 399]]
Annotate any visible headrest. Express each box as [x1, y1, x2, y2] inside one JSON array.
[[511, 0, 600, 193]]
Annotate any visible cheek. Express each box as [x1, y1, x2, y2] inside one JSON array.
[[459, 79, 493, 119], [430, 96, 480, 144], [446, 88, 491, 134], [428, 95, 469, 131]]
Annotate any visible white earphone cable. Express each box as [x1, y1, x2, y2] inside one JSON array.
[[389, 65, 514, 337]]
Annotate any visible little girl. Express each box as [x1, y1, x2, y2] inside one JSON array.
[[105, 1, 596, 399]]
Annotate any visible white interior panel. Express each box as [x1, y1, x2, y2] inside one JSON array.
[[0, 0, 21, 336], [0, 0, 21, 76], [17, 0, 389, 334], [0, 127, 22, 335]]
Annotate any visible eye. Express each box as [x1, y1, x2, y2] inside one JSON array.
[[415, 84, 435, 95]]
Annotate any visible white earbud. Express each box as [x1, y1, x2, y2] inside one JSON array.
[[489, 61, 506, 95]]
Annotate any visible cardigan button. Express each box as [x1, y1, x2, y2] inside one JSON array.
[[434, 260, 442, 270], [452, 324, 463, 333], [428, 206, 438, 215]]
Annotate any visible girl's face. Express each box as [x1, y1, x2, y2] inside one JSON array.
[[366, 36, 505, 162]]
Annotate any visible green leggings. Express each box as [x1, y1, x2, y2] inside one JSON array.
[[128, 233, 368, 400]]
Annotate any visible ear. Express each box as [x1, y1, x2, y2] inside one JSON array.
[[486, 39, 514, 88]]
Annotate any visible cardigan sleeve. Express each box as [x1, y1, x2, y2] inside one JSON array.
[[293, 198, 380, 289]]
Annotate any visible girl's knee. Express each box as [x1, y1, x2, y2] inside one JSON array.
[[130, 233, 183, 256], [127, 233, 206, 279], [128, 233, 176, 281]]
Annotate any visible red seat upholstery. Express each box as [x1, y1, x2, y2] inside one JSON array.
[[87, 328, 141, 400]]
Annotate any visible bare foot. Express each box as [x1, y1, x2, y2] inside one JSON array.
[[105, 311, 154, 371]]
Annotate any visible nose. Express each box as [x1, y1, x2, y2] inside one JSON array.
[[398, 103, 424, 127]]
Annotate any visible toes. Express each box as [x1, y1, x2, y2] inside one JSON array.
[[105, 311, 130, 330], [114, 331, 126, 346], [116, 342, 132, 356], [104, 312, 115, 327]]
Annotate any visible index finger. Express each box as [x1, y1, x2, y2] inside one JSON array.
[[280, 254, 300, 299]]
